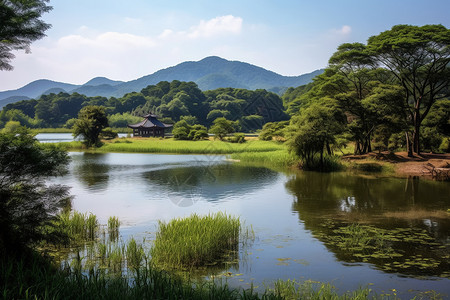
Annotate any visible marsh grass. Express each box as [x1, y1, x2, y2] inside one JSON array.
[[150, 213, 242, 269], [56, 211, 99, 242], [230, 150, 298, 167], [1, 253, 382, 300], [300, 155, 344, 172], [52, 138, 286, 154], [107, 216, 120, 242], [272, 279, 376, 300]]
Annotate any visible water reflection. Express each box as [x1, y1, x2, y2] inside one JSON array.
[[73, 153, 110, 191], [286, 171, 450, 278], [143, 164, 278, 204]]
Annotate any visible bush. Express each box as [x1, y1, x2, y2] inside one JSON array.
[[228, 133, 246, 143], [99, 127, 119, 140], [300, 155, 343, 172]]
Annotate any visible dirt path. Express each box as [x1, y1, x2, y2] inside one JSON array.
[[343, 151, 450, 178]]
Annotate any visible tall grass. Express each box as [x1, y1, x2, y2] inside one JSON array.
[[107, 216, 120, 242], [53, 138, 286, 154], [230, 149, 299, 167], [0, 253, 388, 300], [301, 155, 344, 172], [272, 279, 375, 300], [56, 211, 99, 241], [150, 213, 241, 268]]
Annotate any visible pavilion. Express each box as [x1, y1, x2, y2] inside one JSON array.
[[127, 113, 173, 137]]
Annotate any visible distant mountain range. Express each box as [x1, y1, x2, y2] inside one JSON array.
[[0, 56, 323, 108]]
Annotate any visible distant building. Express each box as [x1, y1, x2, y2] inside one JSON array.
[[128, 113, 173, 137]]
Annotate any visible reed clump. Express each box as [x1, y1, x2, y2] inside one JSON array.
[[150, 213, 241, 268], [107, 216, 120, 242], [57, 211, 99, 241]]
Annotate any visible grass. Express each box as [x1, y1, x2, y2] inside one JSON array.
[[272, 279, 377, 300], [150, 213, 242, 269], [51, 137, 286, 154], [0, 252, 386, 300], [107, 216, 120, 242], [230, 149, 298, 167], [56, 210, 99, 242]]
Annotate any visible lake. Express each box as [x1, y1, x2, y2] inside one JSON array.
[[52, 151, 450, 299]]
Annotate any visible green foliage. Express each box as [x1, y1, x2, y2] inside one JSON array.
[[1, 120, 21, 133], [286, 101, 346, 170], [0, 129, 70, 254], [150, 213, 241, 268], [172, 120, 191, 140], [0, 0, 52, 70], [259, 121, 289, 141], [367, 24, 450, 154], [227, 132, 246, 143], [210, 117, 235, 140], [73, 105, 109, 147], [108, 112, 141, 128], [99, 127, 118, 140]]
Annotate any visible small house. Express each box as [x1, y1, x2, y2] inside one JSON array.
[[128, 113, 173, 137]]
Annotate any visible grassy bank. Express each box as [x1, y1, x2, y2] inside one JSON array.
[[52, 138, 287, 155], [230, 149, 299, 167]]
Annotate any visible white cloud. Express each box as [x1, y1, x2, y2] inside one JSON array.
[[187, 15, 243, 39], [0, 15, 247, 89], [331, 25, 352, 36]]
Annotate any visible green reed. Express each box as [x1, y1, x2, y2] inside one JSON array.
[[107, 216, 120, 242], [126, 237, 145, 274], [150, 212, 241, 269]]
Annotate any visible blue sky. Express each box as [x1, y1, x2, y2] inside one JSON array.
[[1, 0, 449, 90]]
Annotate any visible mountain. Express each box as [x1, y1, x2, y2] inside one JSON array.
[[0, 96, 31, 109], [0, 57, 324, 104], [0, 79, 79, 102], [113, 56, 323, 96], [83, 77, 124, 86]]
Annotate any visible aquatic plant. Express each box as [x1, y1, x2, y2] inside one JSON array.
[[272, 279, 374, 300], [126, 237, 145, 273], [150, 213, 241, 268], [107, 216, 120, 242]]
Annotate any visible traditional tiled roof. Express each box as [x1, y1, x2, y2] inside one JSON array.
[[128, 114, 173, 129]]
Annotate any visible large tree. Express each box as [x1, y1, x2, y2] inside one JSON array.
[[367, 24, 450, 155], [0, 129, 70, 254], [73, 105, 109, 147], [0, 0, 52, 70]]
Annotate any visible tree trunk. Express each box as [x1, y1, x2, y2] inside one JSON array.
[[405, 131, 413, 157], [412, 122, 421, 155]]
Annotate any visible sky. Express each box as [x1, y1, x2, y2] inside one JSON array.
[[1, 0, 449, 91]]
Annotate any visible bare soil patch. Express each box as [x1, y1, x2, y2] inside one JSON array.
[[343, 151, 450, 178]]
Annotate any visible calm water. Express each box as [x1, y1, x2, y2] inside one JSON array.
[[52, 151, 450, 299]]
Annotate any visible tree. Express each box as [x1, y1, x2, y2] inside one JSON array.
[[73, 106, 109, 147], [0, 129, 70, 254], [0, 0, 52, 70], [367, 24, 450, 155], [209, 117, 235, 140], [286, 100, 346, 170]]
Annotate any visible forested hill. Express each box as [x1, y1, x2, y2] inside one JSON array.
[[0, 56, 323, 106]]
